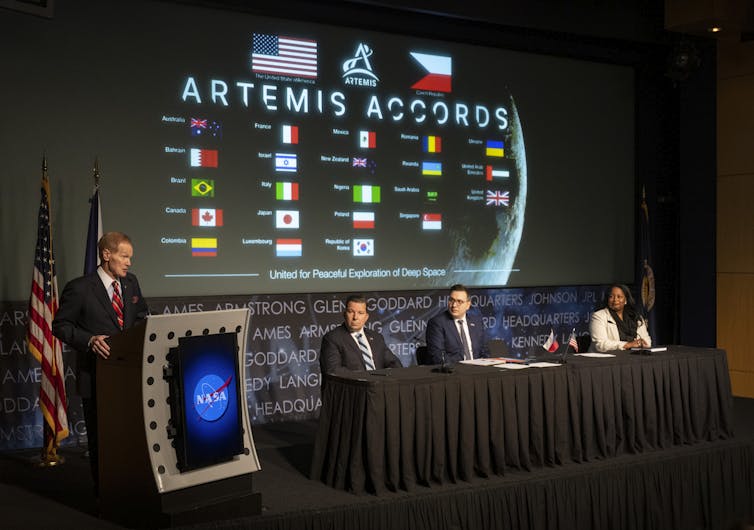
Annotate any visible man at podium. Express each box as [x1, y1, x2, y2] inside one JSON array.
[[53, 231, 149, 494]]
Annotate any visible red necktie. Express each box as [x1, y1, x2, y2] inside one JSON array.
[[112, 281, 124, 329]]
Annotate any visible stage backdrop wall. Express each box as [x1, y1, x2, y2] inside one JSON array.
[[0, 284, 605, 451]]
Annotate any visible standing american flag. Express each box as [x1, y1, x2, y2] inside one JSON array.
[[567, 328, 579, 353], [27, 159, 69, 462]]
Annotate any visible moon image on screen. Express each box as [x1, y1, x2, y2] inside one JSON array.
[[433, 94, 527, 287]]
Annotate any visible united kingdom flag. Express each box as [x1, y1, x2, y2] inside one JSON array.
[[352, 157, 367, 167], [486, 190, 510, 206]]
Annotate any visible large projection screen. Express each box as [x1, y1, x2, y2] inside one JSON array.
[[1, 1, 635, 298]]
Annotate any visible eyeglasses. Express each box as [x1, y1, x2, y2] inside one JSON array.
[[448, 298, 469, 306]]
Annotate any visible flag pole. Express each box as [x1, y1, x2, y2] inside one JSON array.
[[84, 157, 103, 275]]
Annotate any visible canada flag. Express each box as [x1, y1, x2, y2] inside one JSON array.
[[192, 208, 223, 227]]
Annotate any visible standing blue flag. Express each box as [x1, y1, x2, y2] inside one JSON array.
[[638, 186, 657, 341], [83, 159, 103, 275]]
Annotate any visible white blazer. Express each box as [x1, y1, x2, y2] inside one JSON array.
[[588, 307, 652, 352]]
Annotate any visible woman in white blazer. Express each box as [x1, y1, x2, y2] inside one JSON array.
[[589, 284, 652, 352]]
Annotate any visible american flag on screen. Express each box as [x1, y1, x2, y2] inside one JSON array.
[[252, 34, 318, 79], [27, 165, 69, 459]]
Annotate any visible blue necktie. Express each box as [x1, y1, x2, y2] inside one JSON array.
[[356, 333, 375, 370]]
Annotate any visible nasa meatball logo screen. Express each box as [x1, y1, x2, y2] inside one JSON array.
[[176, 333, 244, 472]]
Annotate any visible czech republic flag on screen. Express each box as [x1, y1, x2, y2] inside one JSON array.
[[410, 52, 452, 93]]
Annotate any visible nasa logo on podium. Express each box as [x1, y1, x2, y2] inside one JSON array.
[[194, 374, 232, 422]]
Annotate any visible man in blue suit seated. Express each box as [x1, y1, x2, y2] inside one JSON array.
[[426, 284, 490, 364], [320, 294, 403, 375]]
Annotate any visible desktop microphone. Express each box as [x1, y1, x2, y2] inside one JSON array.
[[439, 349, 453, 373]]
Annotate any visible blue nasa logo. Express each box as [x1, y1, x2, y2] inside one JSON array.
[[193, 374, 232, 422]]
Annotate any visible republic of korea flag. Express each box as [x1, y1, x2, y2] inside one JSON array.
[[353, 238, 374, 256]]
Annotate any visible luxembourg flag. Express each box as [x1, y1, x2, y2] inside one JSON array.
[[353, 211, 375, 229], [276, 238, 302, 257], [422, 213, 442, 230], [543, 328, 560, 353], [410, 52, 452, 93], [282, 125, 299, 144]]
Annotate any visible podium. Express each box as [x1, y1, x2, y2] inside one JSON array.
[[97, 309, 261, 528]]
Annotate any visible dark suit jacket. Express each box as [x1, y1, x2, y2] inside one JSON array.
[[52, 271, 148, 397], [320, 323, 403, 375], [426, 311, 489, 364]]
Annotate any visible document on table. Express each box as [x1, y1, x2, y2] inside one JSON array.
[[574, 353, 617, 358], [461, 358, 507, 366], [497, 363, 529, 370], [527, 362, 562, 368]]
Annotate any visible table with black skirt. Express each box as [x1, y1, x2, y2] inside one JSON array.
[[310, 346, 734, 494]]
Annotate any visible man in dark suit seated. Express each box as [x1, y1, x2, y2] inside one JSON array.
[[426, 284, 490, 364], [52, 231, 148, 493], [320, 294, 403, 375]]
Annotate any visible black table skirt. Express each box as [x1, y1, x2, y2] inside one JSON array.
[[310, 346, 735, 494]]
